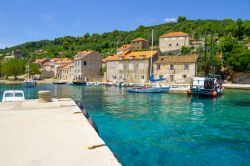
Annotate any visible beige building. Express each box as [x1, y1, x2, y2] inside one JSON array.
[[58, 62, 74, 81], [159, 32, 189, 54], [153, 54, 198, 84], [74, 51, 102, 82], [131, 38, 149, 51], [106, 51, 158, 83]]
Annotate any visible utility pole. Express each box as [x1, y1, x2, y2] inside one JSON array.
[[210, 34, 213, 75], [204, 30, 208, 76]]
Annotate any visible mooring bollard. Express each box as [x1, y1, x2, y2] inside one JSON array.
[[38, 91, 52, 103]]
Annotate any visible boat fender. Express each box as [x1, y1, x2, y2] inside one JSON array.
[[212, 91, 217, 97], [87, 117, 99, 134]]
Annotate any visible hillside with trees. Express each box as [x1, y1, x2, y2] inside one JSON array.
[[0, 17, 250, 75]]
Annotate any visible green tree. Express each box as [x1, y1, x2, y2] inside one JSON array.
[[29, 63, 41, 76], [177, 16, 186, 23], [1, 59, 25, 79]]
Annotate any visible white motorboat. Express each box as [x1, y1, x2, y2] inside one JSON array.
[[2, 90, 25, 102]]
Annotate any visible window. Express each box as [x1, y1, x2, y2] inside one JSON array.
[[83, 61, 87, 65], [112, 75, 117, 79], [176, 43, 179, 46], [183, 75, 187, 78], [184, 64, 189, 70], [141, 75, 144, 79], [170, 64, 174, 70], [169, 44, 172, 47], [170, 75, 174, 82], [157, 65, 161, 70]]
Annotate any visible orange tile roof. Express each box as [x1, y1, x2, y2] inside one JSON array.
[[77, 51, 93, 56], [154, 54, 198, 64], [58, 64, 68, 68], [117, 44, 131, 51], [124, 51, 158, 60], [131, 37, 147, 42], [104, 55, 120, 61], [160, 32, 189, 38], [105, 51, 158, 61], [35, 57, 48, 63]]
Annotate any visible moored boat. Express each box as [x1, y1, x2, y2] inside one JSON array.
[[188, 74, 224, 97], [52, 80, 67, 84], [2, 90, 25, 102], [23, 79, 36, 88], [23, 63, 36, 88], [128, 84, 170, 93]]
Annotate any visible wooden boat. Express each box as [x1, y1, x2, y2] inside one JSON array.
[[188, 74, 224, 97], [52, 80, 67, 84], [2, 90, 25, 102]]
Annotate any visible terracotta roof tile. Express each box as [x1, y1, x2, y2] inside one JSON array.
[[117, 44, 131, 51], [160, 32, 189, 38], [131, 37, 147, 42], [124, 51, 158, 60], [154, 54, 198, 64]]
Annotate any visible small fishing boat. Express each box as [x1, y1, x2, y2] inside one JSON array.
[[72, 77, 87, 85], [23, 63, 36, 88], [23, 79, 36, 88], [2, 90, 25, 102], [188, 74, 224, 97], [52, 80, 67, 84]]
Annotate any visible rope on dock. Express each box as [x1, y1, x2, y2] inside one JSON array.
[[88, 144, 106, 150]]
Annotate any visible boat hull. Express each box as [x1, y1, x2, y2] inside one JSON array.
[[128, 87, 170, 93], [72, 81, 87, 85]]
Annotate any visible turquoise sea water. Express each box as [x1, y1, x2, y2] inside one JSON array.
[[0, 84, 250, 166]]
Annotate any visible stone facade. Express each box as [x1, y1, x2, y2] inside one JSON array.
[[74, 51, 102, 82], [106, 51, 158, 83], [131, 38, 149, 51], [153, 54, 198, 84], [159, 32, 189, 54], [59, 63, 74, 81]]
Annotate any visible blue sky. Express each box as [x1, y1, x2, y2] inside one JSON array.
[[0, 0, 249, 48]]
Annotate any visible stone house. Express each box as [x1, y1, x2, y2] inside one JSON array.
[[131, 38, 149, 51], [58, 62, 74, 81], [106, 51, 158, 83], [73, 51, 102, 82], [153, 54, 198, 84], [159, 32, 189, 54]]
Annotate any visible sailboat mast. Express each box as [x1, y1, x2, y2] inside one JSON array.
[[150, 30, 154, 75]]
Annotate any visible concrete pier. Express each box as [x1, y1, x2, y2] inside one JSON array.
[[0, 98, 120, 166]]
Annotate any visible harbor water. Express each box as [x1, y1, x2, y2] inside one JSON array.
[[0, 84, 250, 166]]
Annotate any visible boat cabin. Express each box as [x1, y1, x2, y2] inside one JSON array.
[[2, 90, 25, 102]]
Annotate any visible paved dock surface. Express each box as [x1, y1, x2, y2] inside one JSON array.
[[0, 99, 120, 166], [223, 83, 250, 90]]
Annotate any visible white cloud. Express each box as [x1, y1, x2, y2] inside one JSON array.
[[164, 17, 177, 23]]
